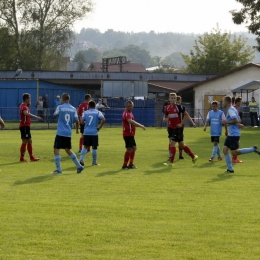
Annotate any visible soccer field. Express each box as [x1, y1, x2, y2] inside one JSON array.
[[0, 127, 260, 259]]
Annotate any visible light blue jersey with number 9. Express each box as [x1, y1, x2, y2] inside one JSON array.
[[54, 103, 78, 137], [83, 109, 104, 136]]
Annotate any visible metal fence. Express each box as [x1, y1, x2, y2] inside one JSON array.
[[0, 107, 259, 130]]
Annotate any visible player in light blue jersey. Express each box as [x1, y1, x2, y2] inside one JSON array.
[[80, 100, 105, 166], [53, 93, 84, 174], [222, 96, 260, 173], [204, 101, 227, 162]]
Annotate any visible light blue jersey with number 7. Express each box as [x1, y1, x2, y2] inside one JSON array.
[[82, 108, 104, 136], [54, 103, 78, 137]]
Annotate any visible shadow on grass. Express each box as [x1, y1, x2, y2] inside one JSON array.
[[95, 169, 122, 177], [206, 173, 257, 183], [205, 173, 234, 183], [13, 174, 55, 185], [0, 162, 23, 166], [143, 166, 177, 175]]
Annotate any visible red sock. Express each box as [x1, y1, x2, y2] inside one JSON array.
[[79, 137, 83, 150], [27, 143, 33, 158], [183, 145, 195, 159], [20, 143, 27, 159], [168, 143, 171, 156], [169, 146, 176, 163], [123, 152, 131, 167], [179, 146, 183, 156], [232, 156, 237, 160], [129, 152, 135, 165]]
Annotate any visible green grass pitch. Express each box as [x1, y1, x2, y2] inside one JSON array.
[[0, 127, 260, 259]]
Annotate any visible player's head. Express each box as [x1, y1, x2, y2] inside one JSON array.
[[252, 96, 255, 102], [211, 100, 219, 111], [169, 93, 177, 104], [176, 96, 182, 105], [126, 100, 134, 112], [61, 93, 70, 104], [85, 94, 91, 101], [22, 93, 31, 105], [98, 99, 102, 103], [223, 96, 232, 108], [235, 96, 242, 107], [89, 100, 96, 108]]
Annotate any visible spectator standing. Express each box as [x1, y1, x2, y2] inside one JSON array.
[[249, 97, 259, 127], [35, 96, 43, 121], [43, 94, 49, 122], [54, 95, 61, 108]]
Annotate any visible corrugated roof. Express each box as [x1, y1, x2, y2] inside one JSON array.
[[89, 62, 147, 73]]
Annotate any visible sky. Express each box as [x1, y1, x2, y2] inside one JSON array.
[[73, 0, 248, 34]]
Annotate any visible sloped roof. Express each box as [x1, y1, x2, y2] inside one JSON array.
[[89, 61, 147, 73], [232, 80, 260, 93], [148, 81, 196, 92], [181, 63, 260, 91]]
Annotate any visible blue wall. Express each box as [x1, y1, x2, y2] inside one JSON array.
[[0, 80, 87, 108]]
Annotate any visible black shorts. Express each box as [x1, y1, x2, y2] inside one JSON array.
[[54, 135, 72, 149], [224, 136, 240, 151], [20, 126, 31, 139], [168, 128, 183, 143], [83, 135, 99, 147], [124, 136, 136, 148], [80, 124, 85, 134], [211, 136, 220, 143]]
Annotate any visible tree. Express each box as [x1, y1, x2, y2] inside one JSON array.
[[0, 26, 16, 69], [162, 52, 186, 69], [0, 0, 93, 70], [121, 45, 153, 67], [181, 27, 255, 74], [231, 1, 260, 52]]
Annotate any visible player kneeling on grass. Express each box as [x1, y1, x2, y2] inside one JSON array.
[[222, 96, 260, 173], [53, 93, 84, 174], [79, 100, 105, 166], [122, 100, 146, 169], [204, 100, 227, 162], [163, 93, 198, 167]]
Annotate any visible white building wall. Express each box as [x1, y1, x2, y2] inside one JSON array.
[[194, 66, 260, 110]]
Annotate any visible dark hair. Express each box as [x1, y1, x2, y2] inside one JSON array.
[[177, 96, 182, 101], [22, 93, 30, 101], [61, 93, 70, 101], [211, 100, 219, 105], [85, 94, 91, 101], [224, 96, 232, 103], [235, 97, 242, 104], [88, 100, 96, 108]]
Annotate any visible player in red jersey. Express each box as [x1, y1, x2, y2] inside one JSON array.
[[122, 100, 145, 169], [163, 93, 198, 167], [232, 96, 243, 163], [19, 93, 42, 162], [176, 96, 196, 160], [77, 94, 91, 152]]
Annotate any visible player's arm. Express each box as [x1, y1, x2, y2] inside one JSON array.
[[221, 113, 228, 136], [203, 122, 209, 131], [75, 120, 79, 134], [222, 118, 239, 125], [97, 117, 106, 131], [204, 112, 210, 131], [0, 118, 5, 128], [183, 111, 196, 127], [127, 118, 146, 130], [23, 110, 42, 120]]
